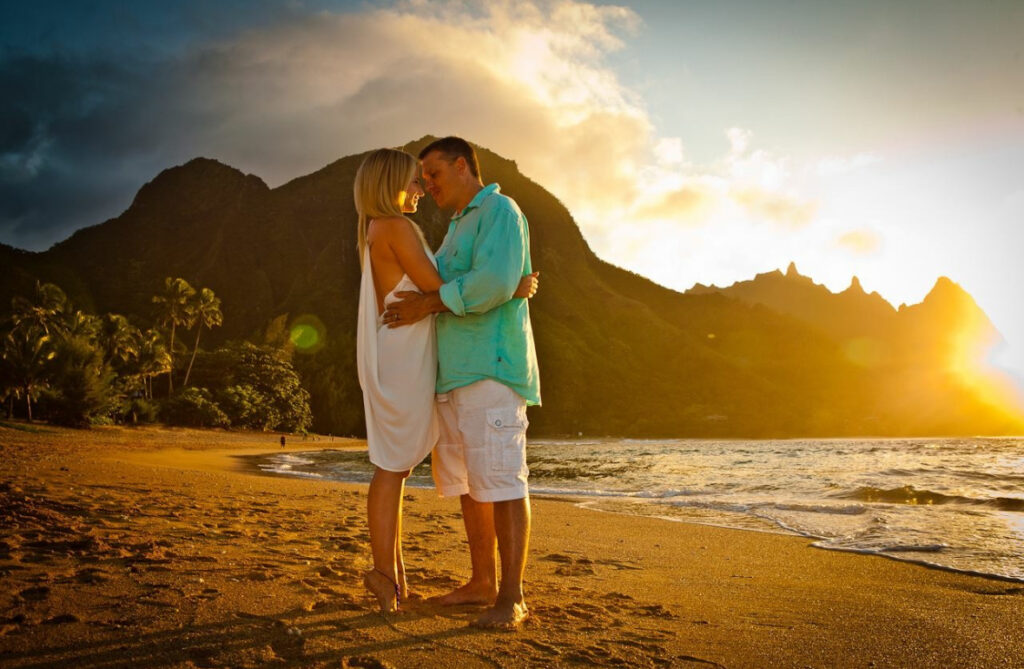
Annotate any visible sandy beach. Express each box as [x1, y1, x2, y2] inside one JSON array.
[[1, 423, 1021, 668]]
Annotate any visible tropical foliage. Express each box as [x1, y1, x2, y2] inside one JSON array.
[[0, 277, 309, 432]]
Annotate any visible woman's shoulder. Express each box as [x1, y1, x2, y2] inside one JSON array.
[[367, 216, 415, 242]]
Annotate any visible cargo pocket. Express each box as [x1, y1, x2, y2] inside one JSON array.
[[485, 406, 528, 472]]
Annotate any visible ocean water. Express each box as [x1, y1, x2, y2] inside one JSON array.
[[256, 437, 1024, 582]]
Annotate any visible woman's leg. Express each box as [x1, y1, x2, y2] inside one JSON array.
[[365, 466, 410, 611], [395, 479, 409, 599]]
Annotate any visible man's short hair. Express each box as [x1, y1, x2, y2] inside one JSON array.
[[418, 136, 481, 180]]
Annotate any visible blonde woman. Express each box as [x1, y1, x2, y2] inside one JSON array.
[[354, 148, 536, 612]]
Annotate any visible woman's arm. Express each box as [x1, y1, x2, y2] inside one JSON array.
[[389, 218, 539, 298], [385, 217, 443, 292]]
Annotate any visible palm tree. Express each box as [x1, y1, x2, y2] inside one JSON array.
[[137, 329, 171, 400], [152, 277, 195, 395], [99, 314, 141, 368], [2, 326, 55, 421], [3, 282, 71, 421], [182, 288, 223, 388], [10, 282, 70, 338], [0, 329, 17, 419], [65, 310, 100, 341]]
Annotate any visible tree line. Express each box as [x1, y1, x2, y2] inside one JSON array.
[[0, 278, 311, 432]]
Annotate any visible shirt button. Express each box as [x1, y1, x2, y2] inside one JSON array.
[[495, 419, 502, 427]]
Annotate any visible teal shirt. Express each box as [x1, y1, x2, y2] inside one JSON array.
[[436, 183, 541, 405]]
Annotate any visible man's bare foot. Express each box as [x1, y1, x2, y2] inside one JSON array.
[[363, 569, 399, 613], [471, 600, 529, 630], [428, 580, 498, 606]]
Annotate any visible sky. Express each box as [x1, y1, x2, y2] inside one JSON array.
[[2, 0, 1023, 382]]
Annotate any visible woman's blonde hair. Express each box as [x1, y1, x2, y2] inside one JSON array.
[[354, 148, 419, 268]]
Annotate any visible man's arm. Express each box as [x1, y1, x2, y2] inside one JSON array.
[[384, 271, 538, 328], [383, 290, 447, 328], [385, 204, 530, 328], [438, 206, 527, 317]]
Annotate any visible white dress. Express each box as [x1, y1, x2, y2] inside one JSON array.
[[356, 246, 439, 472]]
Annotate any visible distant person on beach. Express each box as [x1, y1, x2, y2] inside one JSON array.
[[354, 147, 537, 615], [384, 136, 541, 629]]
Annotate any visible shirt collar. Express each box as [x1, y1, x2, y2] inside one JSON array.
[[453, 183, 500, 220]]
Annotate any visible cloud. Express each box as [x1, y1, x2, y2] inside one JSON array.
[[730, 186, 818, 228], [837, 229, 881, 254], [1, 0, 834, 266], [631, 184, 716, 222], [1, 1, 658, 249]]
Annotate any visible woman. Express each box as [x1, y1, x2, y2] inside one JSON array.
[[354, 148, 536, 612]]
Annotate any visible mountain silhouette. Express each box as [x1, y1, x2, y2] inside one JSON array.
[[2, 138, 1020, 436]]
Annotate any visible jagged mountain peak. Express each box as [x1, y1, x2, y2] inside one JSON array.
[[924, 276, 969, 301], [130, 157, 268, 210]]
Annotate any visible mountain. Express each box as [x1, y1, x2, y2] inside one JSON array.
[[2, 138, 1021, 437], [687, 265, 1020, 433]]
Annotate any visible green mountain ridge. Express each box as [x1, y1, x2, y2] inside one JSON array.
[[2, 138, 1020, 437]]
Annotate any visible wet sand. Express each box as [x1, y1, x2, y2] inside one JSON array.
[[1, 422, 1022, 668]]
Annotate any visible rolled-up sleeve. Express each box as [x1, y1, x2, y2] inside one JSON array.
[[438, 205, 526, 317]]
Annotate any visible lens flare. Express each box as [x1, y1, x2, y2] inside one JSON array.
[[289, 315, 326, 354]]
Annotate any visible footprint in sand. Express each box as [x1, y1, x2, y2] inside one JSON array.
[[541, 552, 599, 576], [317, 565, 346, 580], [542, 554, 596, 576], [266, 621, 306, 661], [19, 586, 50, 602], [636, 604, 677, 619], [342, 656, 397, 669], [335, 540, 363, 554], [564, 644, 616, 665], [615, 638, 668, 655], [596, 558, 642, 571], [74, 567, 110, 584], [520, 638, 561, 656]]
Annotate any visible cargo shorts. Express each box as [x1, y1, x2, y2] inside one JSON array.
[[432, 379, 529, 502]]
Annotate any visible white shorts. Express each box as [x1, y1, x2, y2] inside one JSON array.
[[433, 379, 529, 503]]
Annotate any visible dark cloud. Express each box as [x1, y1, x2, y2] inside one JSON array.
[[0, 51, 186, 249], [0, 1, 652, 251], [0, 1, 370, 250]]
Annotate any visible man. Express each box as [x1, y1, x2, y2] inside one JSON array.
[[384, 136, 540, 629]]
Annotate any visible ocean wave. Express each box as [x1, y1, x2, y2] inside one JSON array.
[[836, 486, 1024, 511], [811, 542, 1024, 583], [529, 486, 636, 498], [635, 489, 703, 499], [877, 544, 947, 553], [269, 453, 317, 467], [772, 503, 868, 516], [257, 464, 323, 479]]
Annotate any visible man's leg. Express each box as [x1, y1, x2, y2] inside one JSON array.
[[431, 494, 499, 605], [473, 495, 530, 628]]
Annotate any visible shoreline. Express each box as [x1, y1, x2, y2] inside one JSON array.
[[249, 441, 1024, 586], [2, 424, 1023, 667]]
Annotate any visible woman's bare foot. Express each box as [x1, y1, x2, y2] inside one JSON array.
[[363, 569, 399, 613], [428, 580, 498, 606], [472, 599, 529, 629]]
